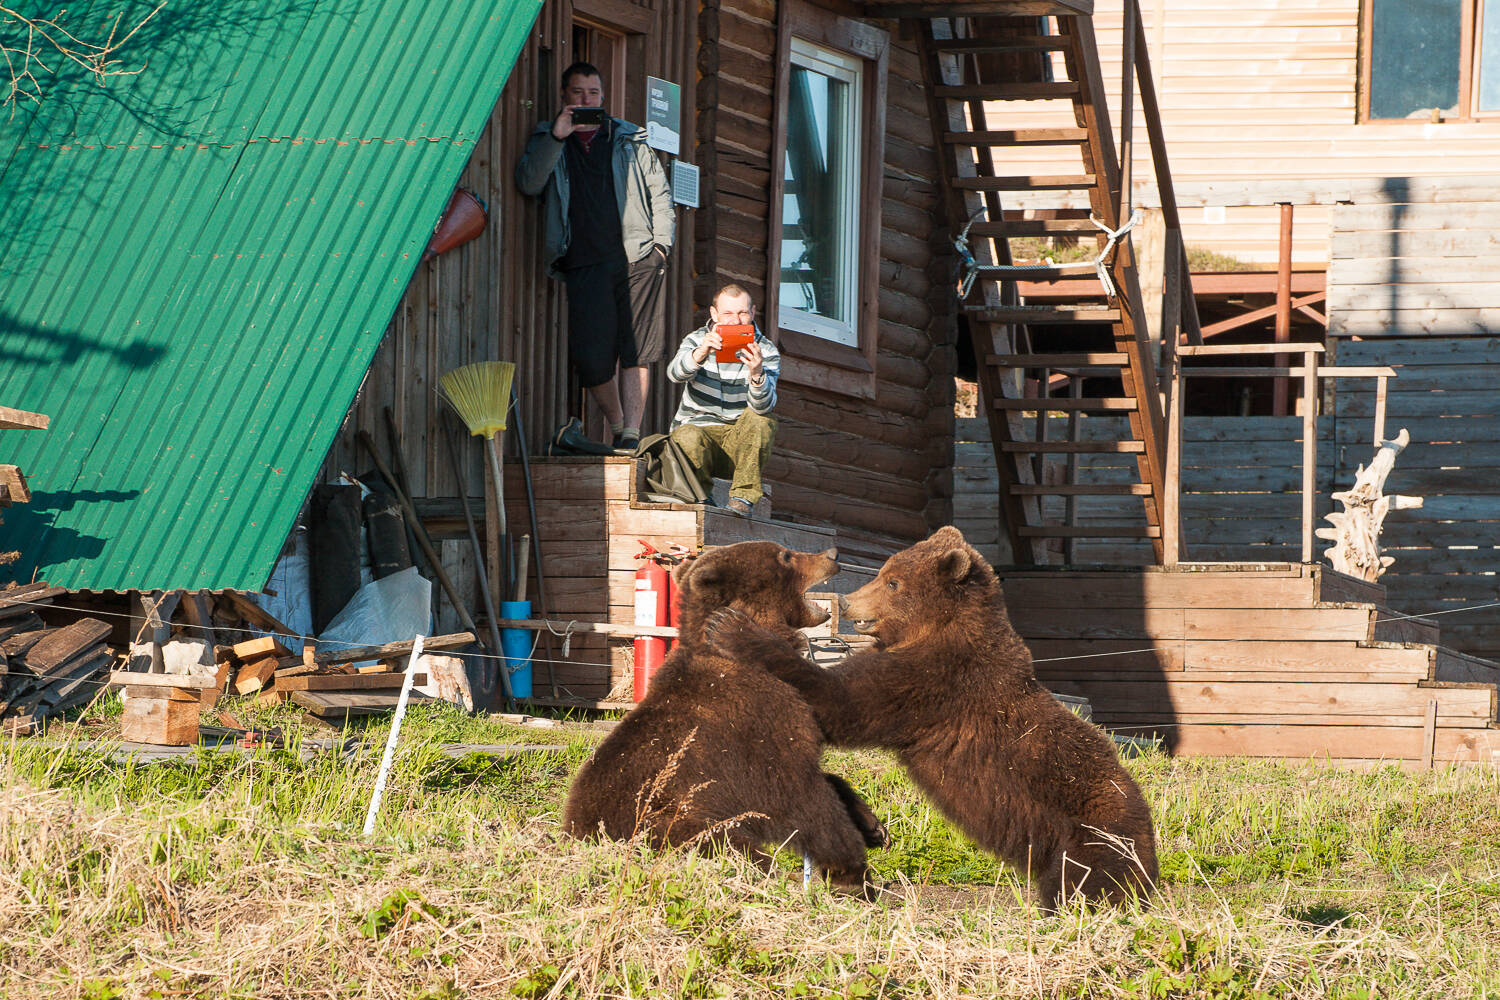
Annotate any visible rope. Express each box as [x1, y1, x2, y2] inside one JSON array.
[[3, 592, 1500, 674], [955, 206, 1143, 301]]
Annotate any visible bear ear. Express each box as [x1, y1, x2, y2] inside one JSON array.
[[931, 525, 966, 548], [677, 557, 723, 592], [938, 547, 972, 584]]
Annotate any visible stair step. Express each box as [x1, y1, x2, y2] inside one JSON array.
[[954, 174, 1097, 192], [967, 307, 1121, 324], [1010, 484, 1154, 496], [934, 82, 1079, 101], [990, 352, 1129, 367], [965, 220, 1102, 237], [994, 397, 1137, 412], [930, 36, 1072, 53], [1000, 440, 1145, 454], [1018, 525, 1161, 538], [943, 128, 1089, 147]]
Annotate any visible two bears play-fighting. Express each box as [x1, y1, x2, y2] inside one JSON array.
[[564, 527, 1157, 908]]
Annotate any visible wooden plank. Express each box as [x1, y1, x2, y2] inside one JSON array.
[[1329, 308, 1500, 337], [1329, 283, 1500, 313], [0, 406, 48, 431], [1106, 723, 1500, 763], [229, 636, 293, 662], [1002, 572, 1318, 609], [288, 689, 431, 720], [21, 619, 111, 676], [272, 672, 429, 692], [0, 467, 30, 505], [109, 671, 215, 690], [1051, 679, 1494, 721], [1331, 202, 1500, 231], [1329, 256, 1500, 285], [0, 584, 62, 616], [1333, 226, 1500, 259], [233, 657, 277, 696], [273, 631, 474, 670]]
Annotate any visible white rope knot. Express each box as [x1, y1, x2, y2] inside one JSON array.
[[954, 207, 1143, 302]]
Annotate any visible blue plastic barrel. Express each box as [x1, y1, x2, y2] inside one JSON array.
[[500, 599, 533, 699]]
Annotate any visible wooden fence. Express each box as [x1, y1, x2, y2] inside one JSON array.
[[1332, 337, 1500, 664]]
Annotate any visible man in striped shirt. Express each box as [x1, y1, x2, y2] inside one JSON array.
[[666, 284, 780, 517]]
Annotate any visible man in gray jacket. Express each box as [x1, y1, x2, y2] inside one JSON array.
[[515, 62, 674, 453]]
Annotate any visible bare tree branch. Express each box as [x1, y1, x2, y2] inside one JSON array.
[[1, 3, 164, 113]]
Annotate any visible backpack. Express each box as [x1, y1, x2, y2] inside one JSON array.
[[636, 433, 709, 504]]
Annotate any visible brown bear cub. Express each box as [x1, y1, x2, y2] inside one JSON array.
[[705, 526, 1157, 908], [562, 541, 888, 894]]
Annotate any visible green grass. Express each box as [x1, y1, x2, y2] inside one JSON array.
[[2, 701, 1498, 998]]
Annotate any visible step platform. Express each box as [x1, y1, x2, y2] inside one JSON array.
[[996, 562, 1500, 768]]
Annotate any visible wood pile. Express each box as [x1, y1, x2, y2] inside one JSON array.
[[1, 583, 114, 734], [206, 632, 476, 724]]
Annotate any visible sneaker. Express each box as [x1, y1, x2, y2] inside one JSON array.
[[727, 497, 754, 517]]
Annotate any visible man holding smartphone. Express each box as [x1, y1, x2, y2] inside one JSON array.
[[665, 284, 780, 517], [515, 61, 674, 454]]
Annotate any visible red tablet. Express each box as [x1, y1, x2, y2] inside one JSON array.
[[713, 324, 755, 363]]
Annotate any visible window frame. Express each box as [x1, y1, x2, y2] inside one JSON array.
[[1358, 0, 1497, 122], [767, 1, 887, 399]]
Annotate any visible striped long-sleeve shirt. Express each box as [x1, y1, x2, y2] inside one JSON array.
[[667, 321, 780, 429]]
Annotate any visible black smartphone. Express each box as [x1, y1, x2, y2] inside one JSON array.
[[570, 106, 605, 126]]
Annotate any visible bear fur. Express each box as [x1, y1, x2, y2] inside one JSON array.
[[562, 541, 887, 893], [705, 526, 1158, 908]]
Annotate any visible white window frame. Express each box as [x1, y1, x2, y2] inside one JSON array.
[[778, 37, 863, 347]]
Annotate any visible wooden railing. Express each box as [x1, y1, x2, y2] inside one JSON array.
[[1162, 343, 1396, 565]]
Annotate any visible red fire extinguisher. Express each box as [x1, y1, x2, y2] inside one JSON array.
[[634, 541, 671, 701]]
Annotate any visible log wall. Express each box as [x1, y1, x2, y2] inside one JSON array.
[[318, 0, 700, 502], [698, 1, 956, 563], [317, 0, 953, 572]]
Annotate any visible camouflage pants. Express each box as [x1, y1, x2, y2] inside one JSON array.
[[668, 410, 778, 505]]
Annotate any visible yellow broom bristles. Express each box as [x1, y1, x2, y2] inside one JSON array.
[[438, 361, 515, 439]]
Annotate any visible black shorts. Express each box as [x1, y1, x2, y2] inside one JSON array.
[[563, 251, 667, 388]]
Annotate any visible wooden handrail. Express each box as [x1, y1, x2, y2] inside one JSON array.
[[1164, 355, 1396, 565]]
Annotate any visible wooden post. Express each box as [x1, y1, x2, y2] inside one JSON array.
[[1136, 209, 1166, 372], [1421, 698, 1437, 770], [1273, 203, 1294, 416], [1162, 348, 1183, 567], [1120, 0, 1137, 221], [1301, 347, 1318, 563], [1374, 375, 1388, 447], [1064, 375, 1083, 565]]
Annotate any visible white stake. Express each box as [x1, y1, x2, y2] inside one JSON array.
[[362, 634, 426, 838]]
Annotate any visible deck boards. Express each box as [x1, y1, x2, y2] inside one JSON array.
[[1002, 563, 1500, 765]]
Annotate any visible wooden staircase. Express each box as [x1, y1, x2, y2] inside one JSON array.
[[999, 563, 1500, 767], [917, 9, 1197, 566]]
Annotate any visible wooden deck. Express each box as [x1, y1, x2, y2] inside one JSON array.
[[1000, 563, 1500, 767]]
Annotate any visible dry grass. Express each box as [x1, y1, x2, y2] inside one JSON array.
[[2, 702, 1498, 999]]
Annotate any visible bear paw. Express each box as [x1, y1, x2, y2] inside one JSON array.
[[702, 607, 759, 654]]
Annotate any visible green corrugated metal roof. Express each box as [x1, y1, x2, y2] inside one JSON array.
[[0, 0, 541, 591]]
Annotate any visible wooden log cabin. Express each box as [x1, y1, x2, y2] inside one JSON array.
[[295, 0, 1497, 761]]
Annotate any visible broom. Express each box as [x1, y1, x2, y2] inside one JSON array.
[[438, 360, 516, 579]]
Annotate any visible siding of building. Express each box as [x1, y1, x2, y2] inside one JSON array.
[[988, 0, 1500, 263]]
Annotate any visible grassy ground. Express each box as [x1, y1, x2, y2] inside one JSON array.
[[3, 697, 1499, 999]]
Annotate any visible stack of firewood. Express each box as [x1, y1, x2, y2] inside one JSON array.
[[1, 583, 115, 734]]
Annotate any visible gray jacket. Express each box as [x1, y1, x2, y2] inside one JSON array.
[[514, 117, 674, 278]]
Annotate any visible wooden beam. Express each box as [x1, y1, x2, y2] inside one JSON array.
[[0, 466, 29, 505], [1199, 292, 1328, 339], [0, 406, 48, 431], [272, 631, 475, 670]]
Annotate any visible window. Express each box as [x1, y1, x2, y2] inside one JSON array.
[[767, 2, 887, 396], [780, 39, 862, 347], [1361, 0, 1500, 119]]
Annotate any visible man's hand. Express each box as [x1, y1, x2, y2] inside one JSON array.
[[691, 330, 723, 367], [551, 105, 579, 141], [739, 340, 766, 384]]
